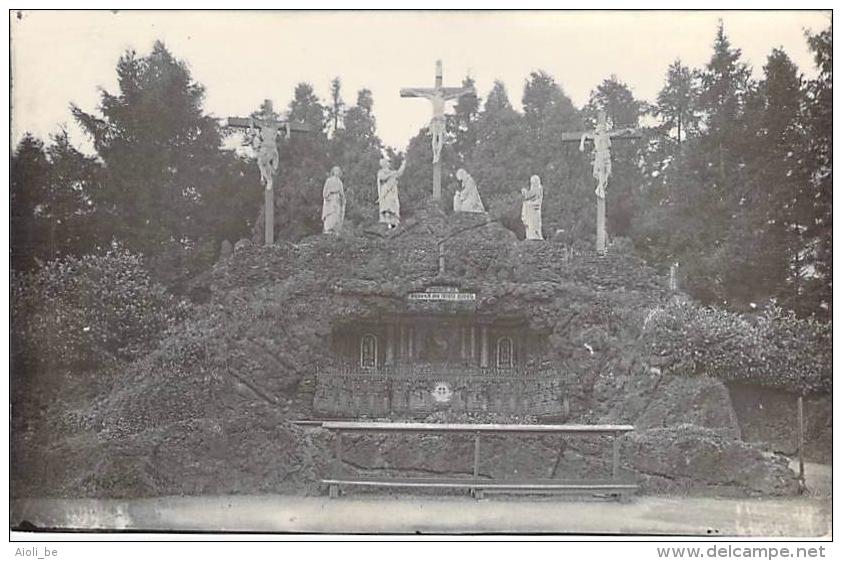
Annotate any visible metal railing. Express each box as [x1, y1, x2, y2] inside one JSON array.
[[316, 361, 562, 380], [319, 421, 638, 500]]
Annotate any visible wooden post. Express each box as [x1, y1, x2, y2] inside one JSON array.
[[472, 433, 484, 499], [596, 196, 606, 254], [264, 187, 274, 246], [329, 430, 342, 498], [612, 434, 619, 480], [335, 431, 343, 477], [797, 395, 805, 492], [433, 159, 442, 201], [473, 433, 481, 476]]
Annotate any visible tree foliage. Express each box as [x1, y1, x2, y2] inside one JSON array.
[[642, 298, 831, 394], [11, 250, 181, 373], [68, 41, 250, 285], [653, 59, 701, 144], [11, 132, 105, 270], [637, 22, 831, 317], [10, 22, 832, 394]]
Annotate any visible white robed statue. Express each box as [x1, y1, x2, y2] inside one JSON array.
[[453, 169, 486, 213], [322, 166, 345, 234], [376, 157, 406, 228], [521, 175, 544, 240]]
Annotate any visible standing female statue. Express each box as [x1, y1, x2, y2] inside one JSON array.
[[376, 158, 406, 229], [521, 175, 544, 240], [322, 166, 345, 234]]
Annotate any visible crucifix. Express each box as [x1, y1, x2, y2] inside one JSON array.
[[400, 60, 475, 200], [225, 100, 311, 246], [562, 110, 641, 253]]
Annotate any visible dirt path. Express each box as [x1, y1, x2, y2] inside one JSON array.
[[11, 494, 831, 536]]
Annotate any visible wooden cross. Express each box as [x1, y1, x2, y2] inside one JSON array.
[[225, 100, 311, 246], [400, 60, 475, 201], [562, 111, 641, 253]]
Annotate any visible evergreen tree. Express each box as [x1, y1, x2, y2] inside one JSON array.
[[10, 132, 105, 270], [400, 124, 436, 215], [11, 134, 51, 270], [521, 71, 601, 242], [725, 48, 806, 308], [679, 21, 755, 305], [328, 88, 384, 225], [653, 59, 701, 145], [42, 130, 107, 258], [276, 82, 330, 239], [448, 75, 480, 171], [467, 80, 527, 232], [71, 41, 240, 284], [800, 26, 832, 315], [697, 20, 753, 189], [633, 22, 756, 307], [326, 76, 345, 138], [521, 71, 580, 180]]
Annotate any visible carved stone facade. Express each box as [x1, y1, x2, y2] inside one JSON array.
[[315, 285, 567, 417]]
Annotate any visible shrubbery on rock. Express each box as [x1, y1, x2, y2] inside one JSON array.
[[641, 298, 831, 394], [11, 250, 182, 372]]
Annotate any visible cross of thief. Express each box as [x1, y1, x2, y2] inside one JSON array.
[[562, 110, 641, 254], [225, 100, 311, 246]]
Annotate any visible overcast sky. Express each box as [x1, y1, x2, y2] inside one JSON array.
[[10, 10, 831, 153]]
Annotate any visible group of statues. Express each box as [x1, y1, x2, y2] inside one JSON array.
[[320, 160, 546, 241], [240, 63, 628, 250]]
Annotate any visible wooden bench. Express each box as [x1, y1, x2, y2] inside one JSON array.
[[317, 421, 637, 501]]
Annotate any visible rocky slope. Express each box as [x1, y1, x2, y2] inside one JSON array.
[[12, 206, 800, 498]]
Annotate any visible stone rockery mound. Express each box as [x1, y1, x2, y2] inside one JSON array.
[[11, 207, 799, 498]]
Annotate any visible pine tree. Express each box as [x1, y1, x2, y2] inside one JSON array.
[[677, 21, 755, 306], [697, 20, 752, 189], [326, 76, 345, 138], [328, 88, 384, 225], [70, 41, 238, 283], [275, 82, 330, 239], [468, 80, 527, 226], [800, 26, 832, 315], [11, 134, 51, 270], [448, 75, 481, 171], [43, 130, 107, 258], [10, 132, 106, 270], [653, 59, 700, 145]]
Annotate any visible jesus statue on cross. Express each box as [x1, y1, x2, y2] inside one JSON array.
[[562, 110, 641, 253], [583, 111, 613, 200], [401, 60, 475, 200], [225, 100, 311, 246]]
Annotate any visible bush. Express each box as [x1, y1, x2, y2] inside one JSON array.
[[11, 250, 183, 372], [642, 298, 831, 394]]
